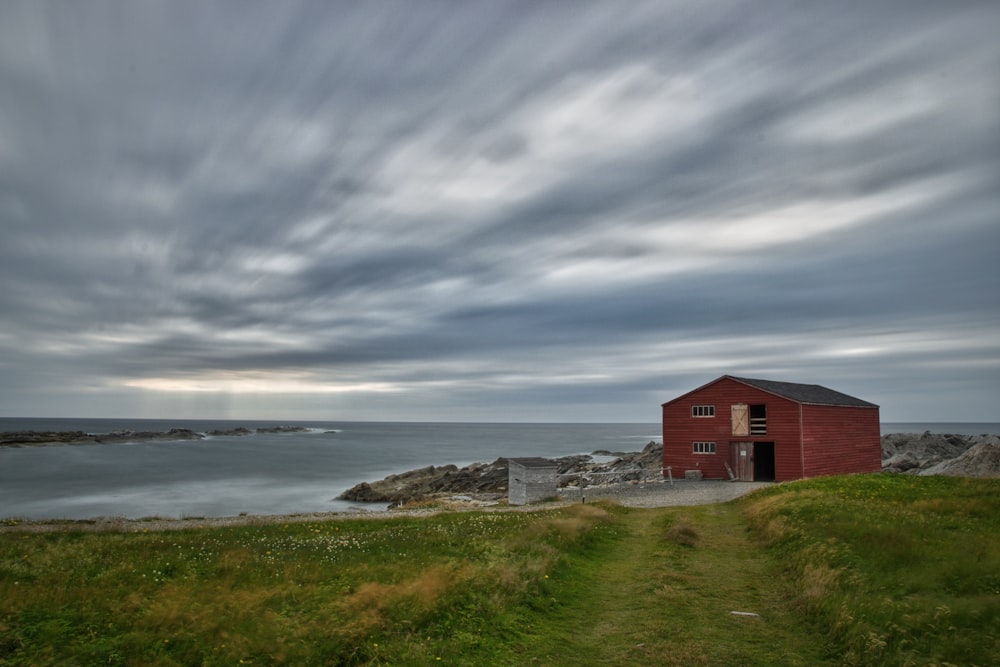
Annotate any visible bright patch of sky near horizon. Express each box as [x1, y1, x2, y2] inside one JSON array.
[[0, 1, 998, 422]]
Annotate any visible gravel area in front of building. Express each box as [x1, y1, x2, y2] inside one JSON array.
[[557, 479, 773, 508]]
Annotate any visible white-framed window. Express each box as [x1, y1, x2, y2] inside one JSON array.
[[692, 441, 716, 454], [691, 405, 715, 417]]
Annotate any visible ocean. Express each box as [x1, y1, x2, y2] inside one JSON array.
[[1, 419, 996, 521]]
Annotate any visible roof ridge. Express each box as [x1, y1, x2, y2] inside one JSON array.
[[726, 375, 879, 408]]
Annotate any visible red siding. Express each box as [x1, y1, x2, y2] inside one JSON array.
[[768, 399, 805, 482], [800, 404, 881, 477], [662, 376, 881, 482], [661, 377, 802, 481]]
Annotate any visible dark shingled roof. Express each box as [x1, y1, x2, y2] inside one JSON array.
[[727, 376, 879, 408]]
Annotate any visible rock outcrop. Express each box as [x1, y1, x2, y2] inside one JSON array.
[[910, 436, 1000, 477], [0, 425, 311, 447], [881, 432, 999, 477], [0, 428, 204, 446], [338, 441, 665, 506], [206, 427, 255, 437], [255, 426, 310, 434]]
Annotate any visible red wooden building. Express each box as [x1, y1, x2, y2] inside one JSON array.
[[662, 375, 881, 482]]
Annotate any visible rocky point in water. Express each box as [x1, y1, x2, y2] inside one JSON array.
[[0, 428, 205, 447], [0, 425, 311, 447], [338, 441, 665, 506]]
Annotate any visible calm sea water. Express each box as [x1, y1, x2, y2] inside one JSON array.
[[0, 419, 662, 520], [0, 419, 995, 520]]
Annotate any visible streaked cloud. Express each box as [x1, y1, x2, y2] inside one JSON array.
[[0, 1, 997, 422]]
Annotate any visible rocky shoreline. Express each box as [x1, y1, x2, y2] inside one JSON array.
[[340, 432, 1000, 506], [4, 428, 997, 510], [0, 425, 309, 447], [1, 432, 996, 533], [338, 440, 665, 507]]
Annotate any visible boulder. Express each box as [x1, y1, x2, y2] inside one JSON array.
[[919, 436, 1000, 478], [337, 482, 392, 503], [882, 432, 970, 473], [881, 433, 998, 477]]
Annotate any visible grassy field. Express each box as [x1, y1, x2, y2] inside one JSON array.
[[741, 475, 1000, 666], [1, 475, 998, 666]]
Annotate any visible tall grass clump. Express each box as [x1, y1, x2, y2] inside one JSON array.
[[0, 503, 619, 666], [663, 516, 700, 548], [741, 475, 1000, 666]]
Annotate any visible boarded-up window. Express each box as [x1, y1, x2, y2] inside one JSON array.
[[731, 404, 749, 436]]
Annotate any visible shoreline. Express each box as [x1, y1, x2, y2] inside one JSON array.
[[0, 479, 772, 533], [3, 431, 996, 528]]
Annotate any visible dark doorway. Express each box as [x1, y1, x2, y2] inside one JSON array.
[[753, 442, 775, 481], [750, 404, 767, 435]]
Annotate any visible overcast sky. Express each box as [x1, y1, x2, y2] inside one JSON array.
[[1, 2, 997, 423]]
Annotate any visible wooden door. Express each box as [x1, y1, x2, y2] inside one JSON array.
[[730, 442, 754, 481], [731, 404, 749, 436]]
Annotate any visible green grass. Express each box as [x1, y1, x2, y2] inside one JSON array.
[[2, 476, 998, 665], [506, 504, 830, 666], [741, 475, 1000, 666], [0, 506, 618, 666]]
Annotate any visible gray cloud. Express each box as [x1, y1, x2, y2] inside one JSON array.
[[1, 1, 998, 422]]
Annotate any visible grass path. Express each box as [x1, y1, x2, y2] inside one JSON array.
[[513, 503, 832, 666]]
